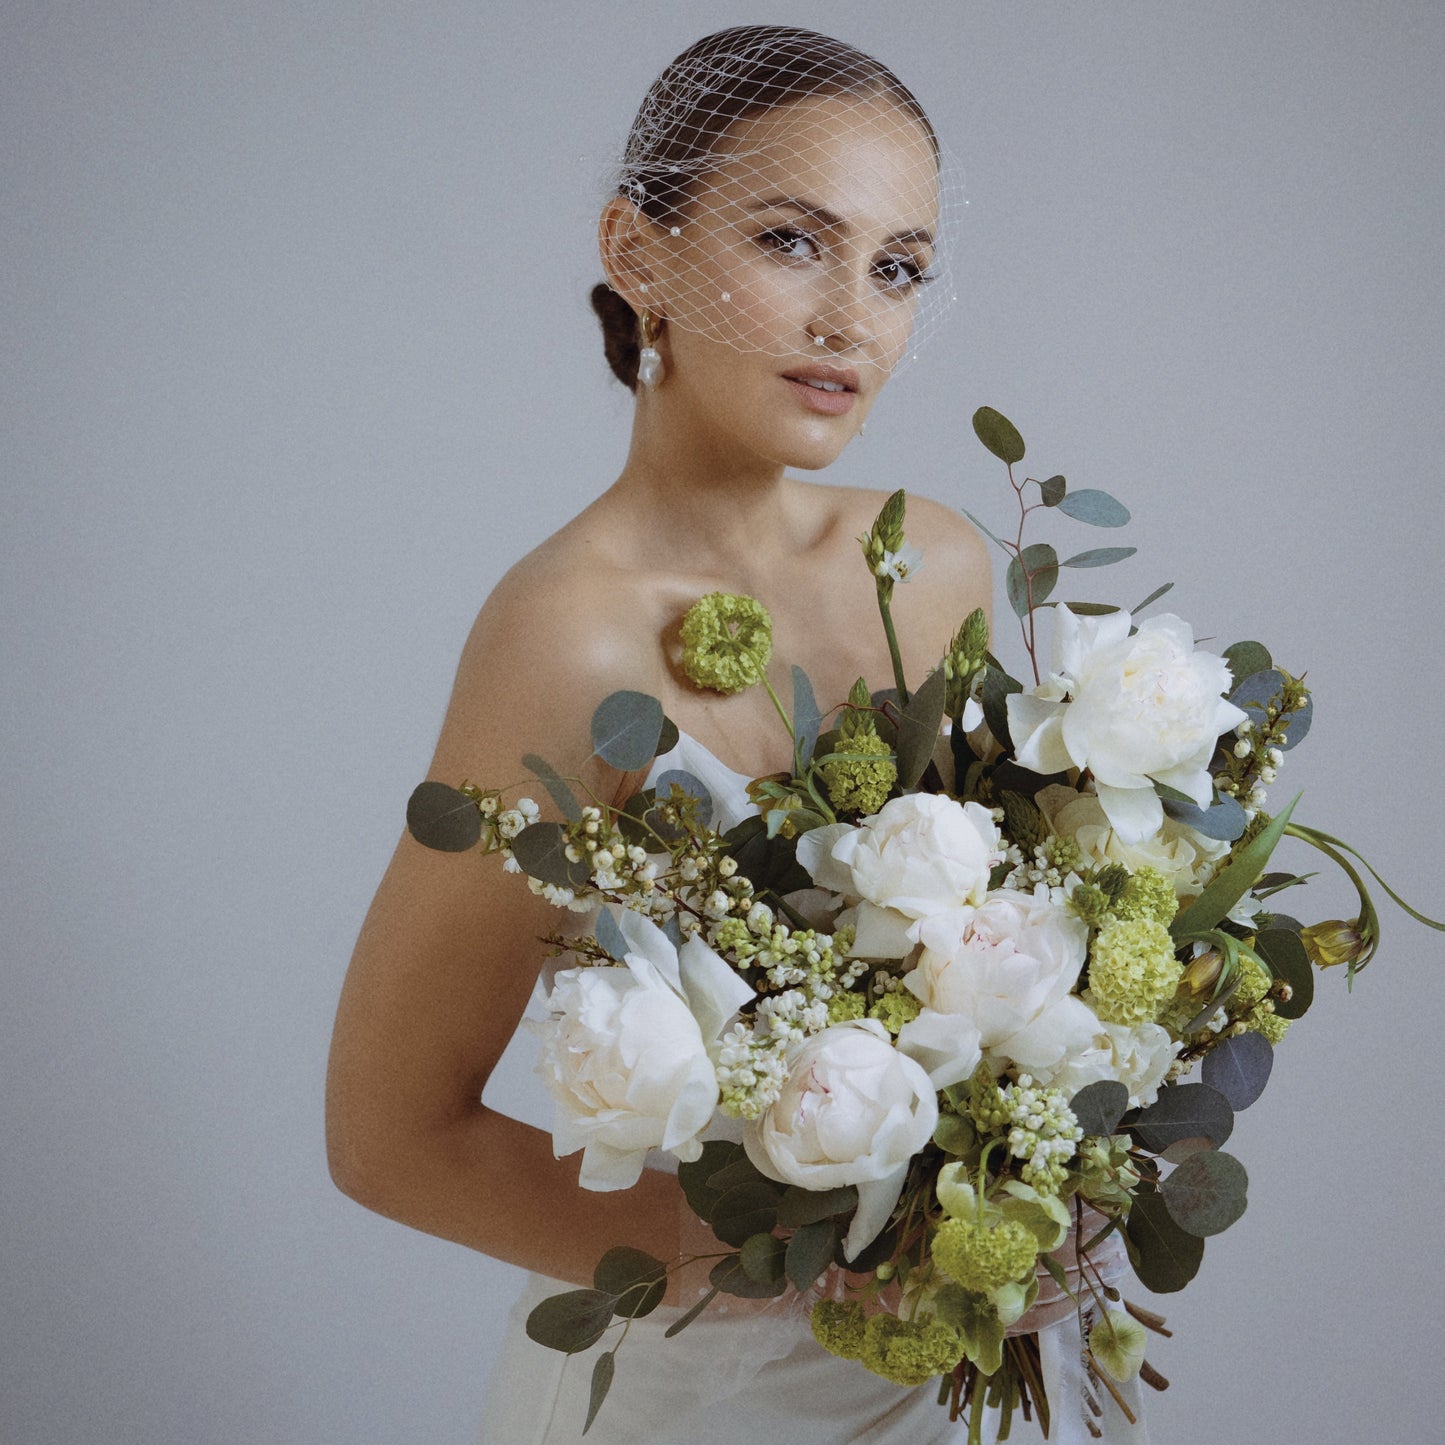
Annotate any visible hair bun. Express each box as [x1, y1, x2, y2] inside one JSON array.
[[590, 283, 640, 392]]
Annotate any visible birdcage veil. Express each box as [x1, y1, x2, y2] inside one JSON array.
[[596, 25, 964, 385]]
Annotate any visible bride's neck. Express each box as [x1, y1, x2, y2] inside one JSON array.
[[609, 400, 795, 559]]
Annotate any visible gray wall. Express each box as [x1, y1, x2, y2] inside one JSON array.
[[4, 2, 1441, 1441]]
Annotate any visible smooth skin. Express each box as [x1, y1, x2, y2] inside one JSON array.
[[326, 94, 992, 1296]]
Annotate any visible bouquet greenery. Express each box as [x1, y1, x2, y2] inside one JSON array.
[[407, 407, 1440, 1440]]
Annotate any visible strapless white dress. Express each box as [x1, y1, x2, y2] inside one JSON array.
[[478, 732, 1146, 1444]]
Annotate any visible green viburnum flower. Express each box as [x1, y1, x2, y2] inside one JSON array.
[[1087, 917, 1183, 1026], [933, 1217, 1038, 1293], [859, 1313, 965, 1387], [1232, 952, 1290, 1044], [1089, 1309, 1148, 1382], [810, 1299, 868, 1361], [1114, 866, 1179, 926], [679, 592, 773, 695], [868, 987, 921, 1035], [821, 725, 897, 815], [827, 990, 867, 1024]]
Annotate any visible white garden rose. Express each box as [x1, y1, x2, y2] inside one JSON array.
[[1036, 1019, 1180, 1108], [744, 1019, 938, 1260], [1034, 785, 1229, 904], [1006, 609, 1248, 845], [898, 887, 1093, 1082], [795, 794, 1004, 958], [535, 911, 753, 1191]]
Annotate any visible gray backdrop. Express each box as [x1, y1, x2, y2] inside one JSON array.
[[4, 2, 1442, 1441]]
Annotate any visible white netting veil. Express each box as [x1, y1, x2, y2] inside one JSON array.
[[594, 25, 965, 388]]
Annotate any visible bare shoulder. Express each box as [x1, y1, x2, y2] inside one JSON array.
[[429, 525, 664, 789]]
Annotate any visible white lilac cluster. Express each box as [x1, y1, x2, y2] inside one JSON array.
[[998, 1074, 1083, 1191], [715, 1022, 790, 1120]]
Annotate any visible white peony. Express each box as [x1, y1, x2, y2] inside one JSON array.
[[1036, 1019, 1180, 1109], [1006, 609, 1248, 845], [535, 911, 753, 1190], [796, 793, 1005, 958], [744, 1019, 938, 1261], [1034, 785, 1228, 904], [899, 887, 1094, 1082]]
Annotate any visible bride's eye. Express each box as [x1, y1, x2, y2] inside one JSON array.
[[755, 226, 821, 262], [873, 253, 935, 293]]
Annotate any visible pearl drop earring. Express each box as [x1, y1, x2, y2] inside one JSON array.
[[637, 308, 664, 389]]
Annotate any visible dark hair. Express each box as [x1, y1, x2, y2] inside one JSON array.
[[592, 25, 938, 390]]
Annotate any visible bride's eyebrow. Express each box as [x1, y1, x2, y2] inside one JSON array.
[[745, 195, 934, 251]]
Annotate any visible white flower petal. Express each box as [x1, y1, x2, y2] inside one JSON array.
[[678, 934, 755, 1042], [896, 1007, 983, 1088], [795, 823, 859, 894], [843, 1166, 909, 1262], [1093, 782, 1164, 846]]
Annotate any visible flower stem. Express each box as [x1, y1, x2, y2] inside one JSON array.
[[760, 676, 795, 740], [876, 582, 910, 704]]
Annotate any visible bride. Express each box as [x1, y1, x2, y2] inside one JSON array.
[[327, 24, 991, 1441]]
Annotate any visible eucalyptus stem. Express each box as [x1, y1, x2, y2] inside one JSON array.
[[760, 675, 795, 739], [876, 582, 910, 703]]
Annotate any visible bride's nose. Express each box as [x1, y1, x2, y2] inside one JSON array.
[[806, 266, 875, 353]]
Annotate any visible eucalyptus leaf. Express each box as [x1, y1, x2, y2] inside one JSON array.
[[1162, 794, 1248, 842], [710, 1254, 787, 1300], [710, 1181, 783, 1246], [1201, 1032, 1273, 1111], [521, 754, 583, 821], [593, 1247, 667, 1319], [1005, 544, 1059, 618], [1161, 1150, 1249, 1236], [981, 665, 1022, 752], [1223, 641, 1272, 682], [1126, 1190, 1205, 1293], [786, 1219, 838, 1291], [1171, 794, 1299, 940], [740, 1231, 788, 1284], [705, 1155, 767, 1194], [972, 405, 1025, 465], [1055, 488, 1130, 527], [1044, 601, 1120, 616], [1040, 474, 1067, 507], [525, 1289, 616, 1354], [583, 1351, 615, 1435], [1132, 1083, 1234, 1153], [1069, 1080, 1129, 1138], [958, 505, 1011, 553], [1254, 927, 1313, 1019], [511, 822, 590, 888], [655, 715, 680, 757], [793, 665, 822, 774], [663, 1283, 721, 1338], [1229, 669, 1313, 750], [405, 781, 481, 853], [895, 665, 947, 789], [677, 1140, 742, 1222], [590, 690, 665, 771], [591, 908, 628, 961], [1060, 546, 1137, 568], [654, 769, 713, 829], [1131, 581, 1175, 614], [776, 1185, 859, 1229]]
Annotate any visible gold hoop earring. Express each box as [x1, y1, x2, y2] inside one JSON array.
[[637, 309, 664, 388]]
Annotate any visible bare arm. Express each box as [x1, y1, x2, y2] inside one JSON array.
[[325, 575, 682, 1287]]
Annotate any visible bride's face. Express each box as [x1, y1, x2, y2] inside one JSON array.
[[644, 93, 942, 469]]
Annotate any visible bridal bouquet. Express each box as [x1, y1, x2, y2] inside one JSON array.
[[407, 408, 1440, 1440]]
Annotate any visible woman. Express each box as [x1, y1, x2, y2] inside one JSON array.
[[327, 25, 990, 1442]]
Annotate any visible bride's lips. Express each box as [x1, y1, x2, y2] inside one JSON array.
[[781, 363, 860, 416]]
